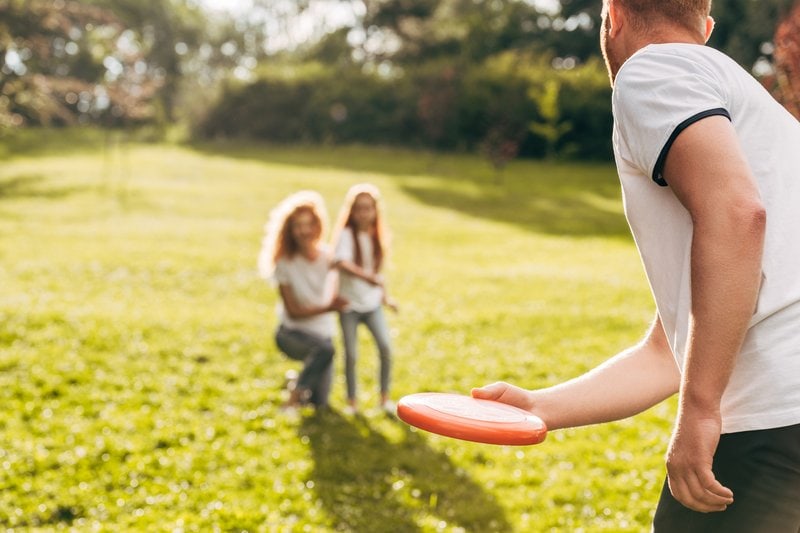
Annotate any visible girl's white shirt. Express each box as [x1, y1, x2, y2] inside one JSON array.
[[273, 245, 337, 338], [335, 228, 384, 313]]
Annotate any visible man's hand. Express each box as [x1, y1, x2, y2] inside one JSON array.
[[666, 409, 733, 512], [471, 381, 534, 412]]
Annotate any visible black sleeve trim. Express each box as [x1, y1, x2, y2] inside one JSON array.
[[652, 108, 731, 187]]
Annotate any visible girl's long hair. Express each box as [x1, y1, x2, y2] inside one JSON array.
[[332, 183, 389, 272], [258, 190, 328, 280]]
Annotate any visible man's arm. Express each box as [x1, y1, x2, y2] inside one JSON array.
[[473, 314, 680, 429], [660, 114, 765, 513]]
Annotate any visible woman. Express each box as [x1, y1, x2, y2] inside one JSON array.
[[259, 191, 347, 411]]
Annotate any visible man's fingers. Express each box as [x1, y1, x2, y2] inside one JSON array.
[[687, 474, 730, 512], [471, 382, 507, 400], [472, 382, 536, 413], [669, 469, 733, 512], [698, 470, 733, 500]]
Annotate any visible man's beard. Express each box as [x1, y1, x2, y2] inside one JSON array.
[[600, 16, 622, 86]]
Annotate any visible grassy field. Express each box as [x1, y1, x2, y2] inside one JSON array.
[[0, 130, 674, 531]]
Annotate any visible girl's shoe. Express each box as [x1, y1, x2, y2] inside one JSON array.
[[380, 399, 397, 416], [343, 400, 359, 416], [283, 369, 299, 391]]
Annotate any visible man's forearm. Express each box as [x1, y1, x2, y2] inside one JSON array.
[[681, 204, 765, 412], [533, 319, 680, 430]]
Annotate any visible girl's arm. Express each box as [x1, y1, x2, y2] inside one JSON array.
[[334, 258, 399, 312], [381, 282, 399, 313], [333, 259, 383, 286], [279, 284, 348, 319]]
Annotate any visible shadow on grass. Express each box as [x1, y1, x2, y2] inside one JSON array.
[[300, 410, 511, 532], [398, 178, 630, 238], [188, 141, 630, 238], [0, 174, 88, 200]]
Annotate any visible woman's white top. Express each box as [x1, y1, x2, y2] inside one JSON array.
[[274, 245, 336, 338]]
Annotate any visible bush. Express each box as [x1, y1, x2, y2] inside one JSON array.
[[196, 53, 614, 160]]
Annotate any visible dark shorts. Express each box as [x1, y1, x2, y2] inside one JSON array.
[[653, 422, 800, 532]]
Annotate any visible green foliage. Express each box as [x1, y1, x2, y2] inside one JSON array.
[[708, 0, 797, 70], [529, 79, 572, 159], [772, 0, 800, 119], [352, 0, 591, 65], [197, 52, 614, 160], [198, 67, 418, 146], [552, 57, 614, 160], [0, 132, 673, 531], [90, 0, 208, 121], [0, 0, 265, 133], [0, 0, 153, 128], [349, 0, 794, 72], [3, 0, 796, 145], [455, 53, 530, 174]]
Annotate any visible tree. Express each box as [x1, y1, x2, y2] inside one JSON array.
[[0, 0, 158, 130], [467, 52, 536, 179], [538, 0, 602, 63], [415, 62, 461, 149], [708, 0, 796, 71], [529, 79, 572, 159], [338, 0, 553, 66], [772, 0, 800, 119], [90, 0, 209, 122]]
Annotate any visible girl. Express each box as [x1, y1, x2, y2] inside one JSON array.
[[332, 184, 398, 415], [259, 191, 348, 411]]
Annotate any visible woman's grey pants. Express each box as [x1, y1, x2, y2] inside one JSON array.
[[275, 325, 334, 407]]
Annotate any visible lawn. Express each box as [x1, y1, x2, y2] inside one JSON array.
[[0, 130, 674, 531]]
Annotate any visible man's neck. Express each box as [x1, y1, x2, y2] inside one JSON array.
[[624, 28, 706, 63]]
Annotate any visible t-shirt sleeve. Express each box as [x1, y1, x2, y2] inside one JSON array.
[[273, 258, 290, 285], [334, 229, 354, 262], [613, 49, 731, 186]]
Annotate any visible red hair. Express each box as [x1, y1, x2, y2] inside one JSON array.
[[274, 205, 322, 262], [258, 190, 328, 280]]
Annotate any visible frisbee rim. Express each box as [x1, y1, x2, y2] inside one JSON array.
[[396, 392, 547, 446]]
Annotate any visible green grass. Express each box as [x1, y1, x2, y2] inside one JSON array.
[[0, 131, 673, 531]]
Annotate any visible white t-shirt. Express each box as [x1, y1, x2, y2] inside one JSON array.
[[612, 43, 800, 433], [334, 228, 384, 313], [273, 245, 336, 338]]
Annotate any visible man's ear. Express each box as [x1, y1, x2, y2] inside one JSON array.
[[704, 16, 715, 42], [607, 0, 624, 38]]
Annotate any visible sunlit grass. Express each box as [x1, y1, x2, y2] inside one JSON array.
[[0, 132, 672, 531]]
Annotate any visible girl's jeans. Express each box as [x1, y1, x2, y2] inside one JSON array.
[[275, 325, 334, 407], [339, 306, 392, 401]]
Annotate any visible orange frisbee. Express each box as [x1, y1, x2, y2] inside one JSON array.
[[396, 392, 547, 446]]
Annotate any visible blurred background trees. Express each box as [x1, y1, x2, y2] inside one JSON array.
[[0, 0, 155, 128], [769, 0, 800, 118], [2, 0, 799, 160]]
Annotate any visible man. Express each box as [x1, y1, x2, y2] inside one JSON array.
[[473, 0, 800, 530]]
